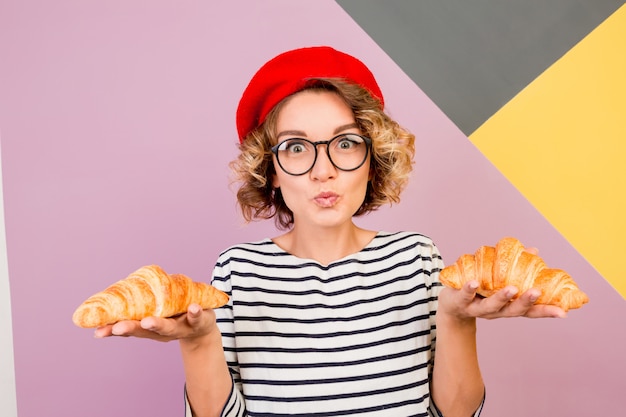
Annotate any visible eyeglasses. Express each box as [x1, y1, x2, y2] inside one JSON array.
[[270, 133, 372, 176]]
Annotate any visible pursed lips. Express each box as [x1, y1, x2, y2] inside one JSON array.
[[313, 191, 339, 208]]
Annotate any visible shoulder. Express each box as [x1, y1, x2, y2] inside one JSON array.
[[360, 231, 442, 267], [366, 231, 443, 289], [218, 238, 278, 257], [370, 231, 439, 254], [215, 238, 281, 264], [211, 238, 286, 284], [369, 231, 443, 270]]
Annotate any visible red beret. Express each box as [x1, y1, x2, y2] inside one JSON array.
[[235, 46, 384, 142]]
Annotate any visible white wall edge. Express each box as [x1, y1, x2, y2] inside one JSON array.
[[0, 130, 18, 417]]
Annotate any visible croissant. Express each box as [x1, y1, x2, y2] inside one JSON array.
[[439, 237, 589, 311], [72, 265, 229, 328]]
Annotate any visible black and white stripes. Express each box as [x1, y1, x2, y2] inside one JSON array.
[[185, 231, 481, 417]]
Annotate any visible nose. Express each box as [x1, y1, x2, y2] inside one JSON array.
[[310, 144, 337, 181]]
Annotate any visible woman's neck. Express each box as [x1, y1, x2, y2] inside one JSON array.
[[273, 222, 377, 266]]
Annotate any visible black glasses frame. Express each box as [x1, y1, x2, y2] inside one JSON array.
[[270, 134, 372, 176]]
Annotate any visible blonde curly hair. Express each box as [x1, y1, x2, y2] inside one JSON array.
[[229, 78, 415, 230]]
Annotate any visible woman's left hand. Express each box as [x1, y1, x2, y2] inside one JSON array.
[[437, 281, 567, 321]]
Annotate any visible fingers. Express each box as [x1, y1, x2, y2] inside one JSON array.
[[467, 286, 519, 318], [94, 318, 182, 342], [496, 288, 539, 317], [182, 304, 218, 339], [511, 289, 567, 318], [524, 305, 567, 319], [94, 320, 153, 339], [139, 316, 174, 336], [458, 280, 479, 304], [112, 319, 163, 339], [478, 287, 567, 319], [185, 303, 204, 326], [524, 246, 539, 255], [448, 283, 562, 319], [139, 304, 206, 337], [93, 305, 218, 342], [94, 325, 114, 338]]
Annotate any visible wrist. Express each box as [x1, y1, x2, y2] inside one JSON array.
[[179, 327, 221, 352], [436, 310, 477, 332]]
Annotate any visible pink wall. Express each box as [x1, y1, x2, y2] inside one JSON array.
[[0, 1, 623, 416]]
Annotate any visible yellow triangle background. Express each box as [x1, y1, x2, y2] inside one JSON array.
[[471, 5, 626, 297]]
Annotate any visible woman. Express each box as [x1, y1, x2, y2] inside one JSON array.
[[96, 46, 565, 417]]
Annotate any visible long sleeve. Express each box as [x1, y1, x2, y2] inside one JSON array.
[[429, 393, 485, 417], [182, 256, 246, 417], [184, 379, 246, 417], [428, 243, 485, 416], [212, 257, 247, 417]]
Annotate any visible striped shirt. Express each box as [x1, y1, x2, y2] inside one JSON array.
[[185, 231, 484, 417]]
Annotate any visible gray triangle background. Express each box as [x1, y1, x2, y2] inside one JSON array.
[[336, 0, 625, 135]]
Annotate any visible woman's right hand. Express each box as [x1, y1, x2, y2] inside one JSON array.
[[93, 303, 219, 343]]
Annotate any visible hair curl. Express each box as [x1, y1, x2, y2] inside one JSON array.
[[229, 78, 415, 230]]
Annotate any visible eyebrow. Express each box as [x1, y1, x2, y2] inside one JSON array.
[[276, 123, 359, 139]]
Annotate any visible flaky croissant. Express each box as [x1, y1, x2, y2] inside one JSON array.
[[72, 265, 229, 328], [439, 237, 589, 311]]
